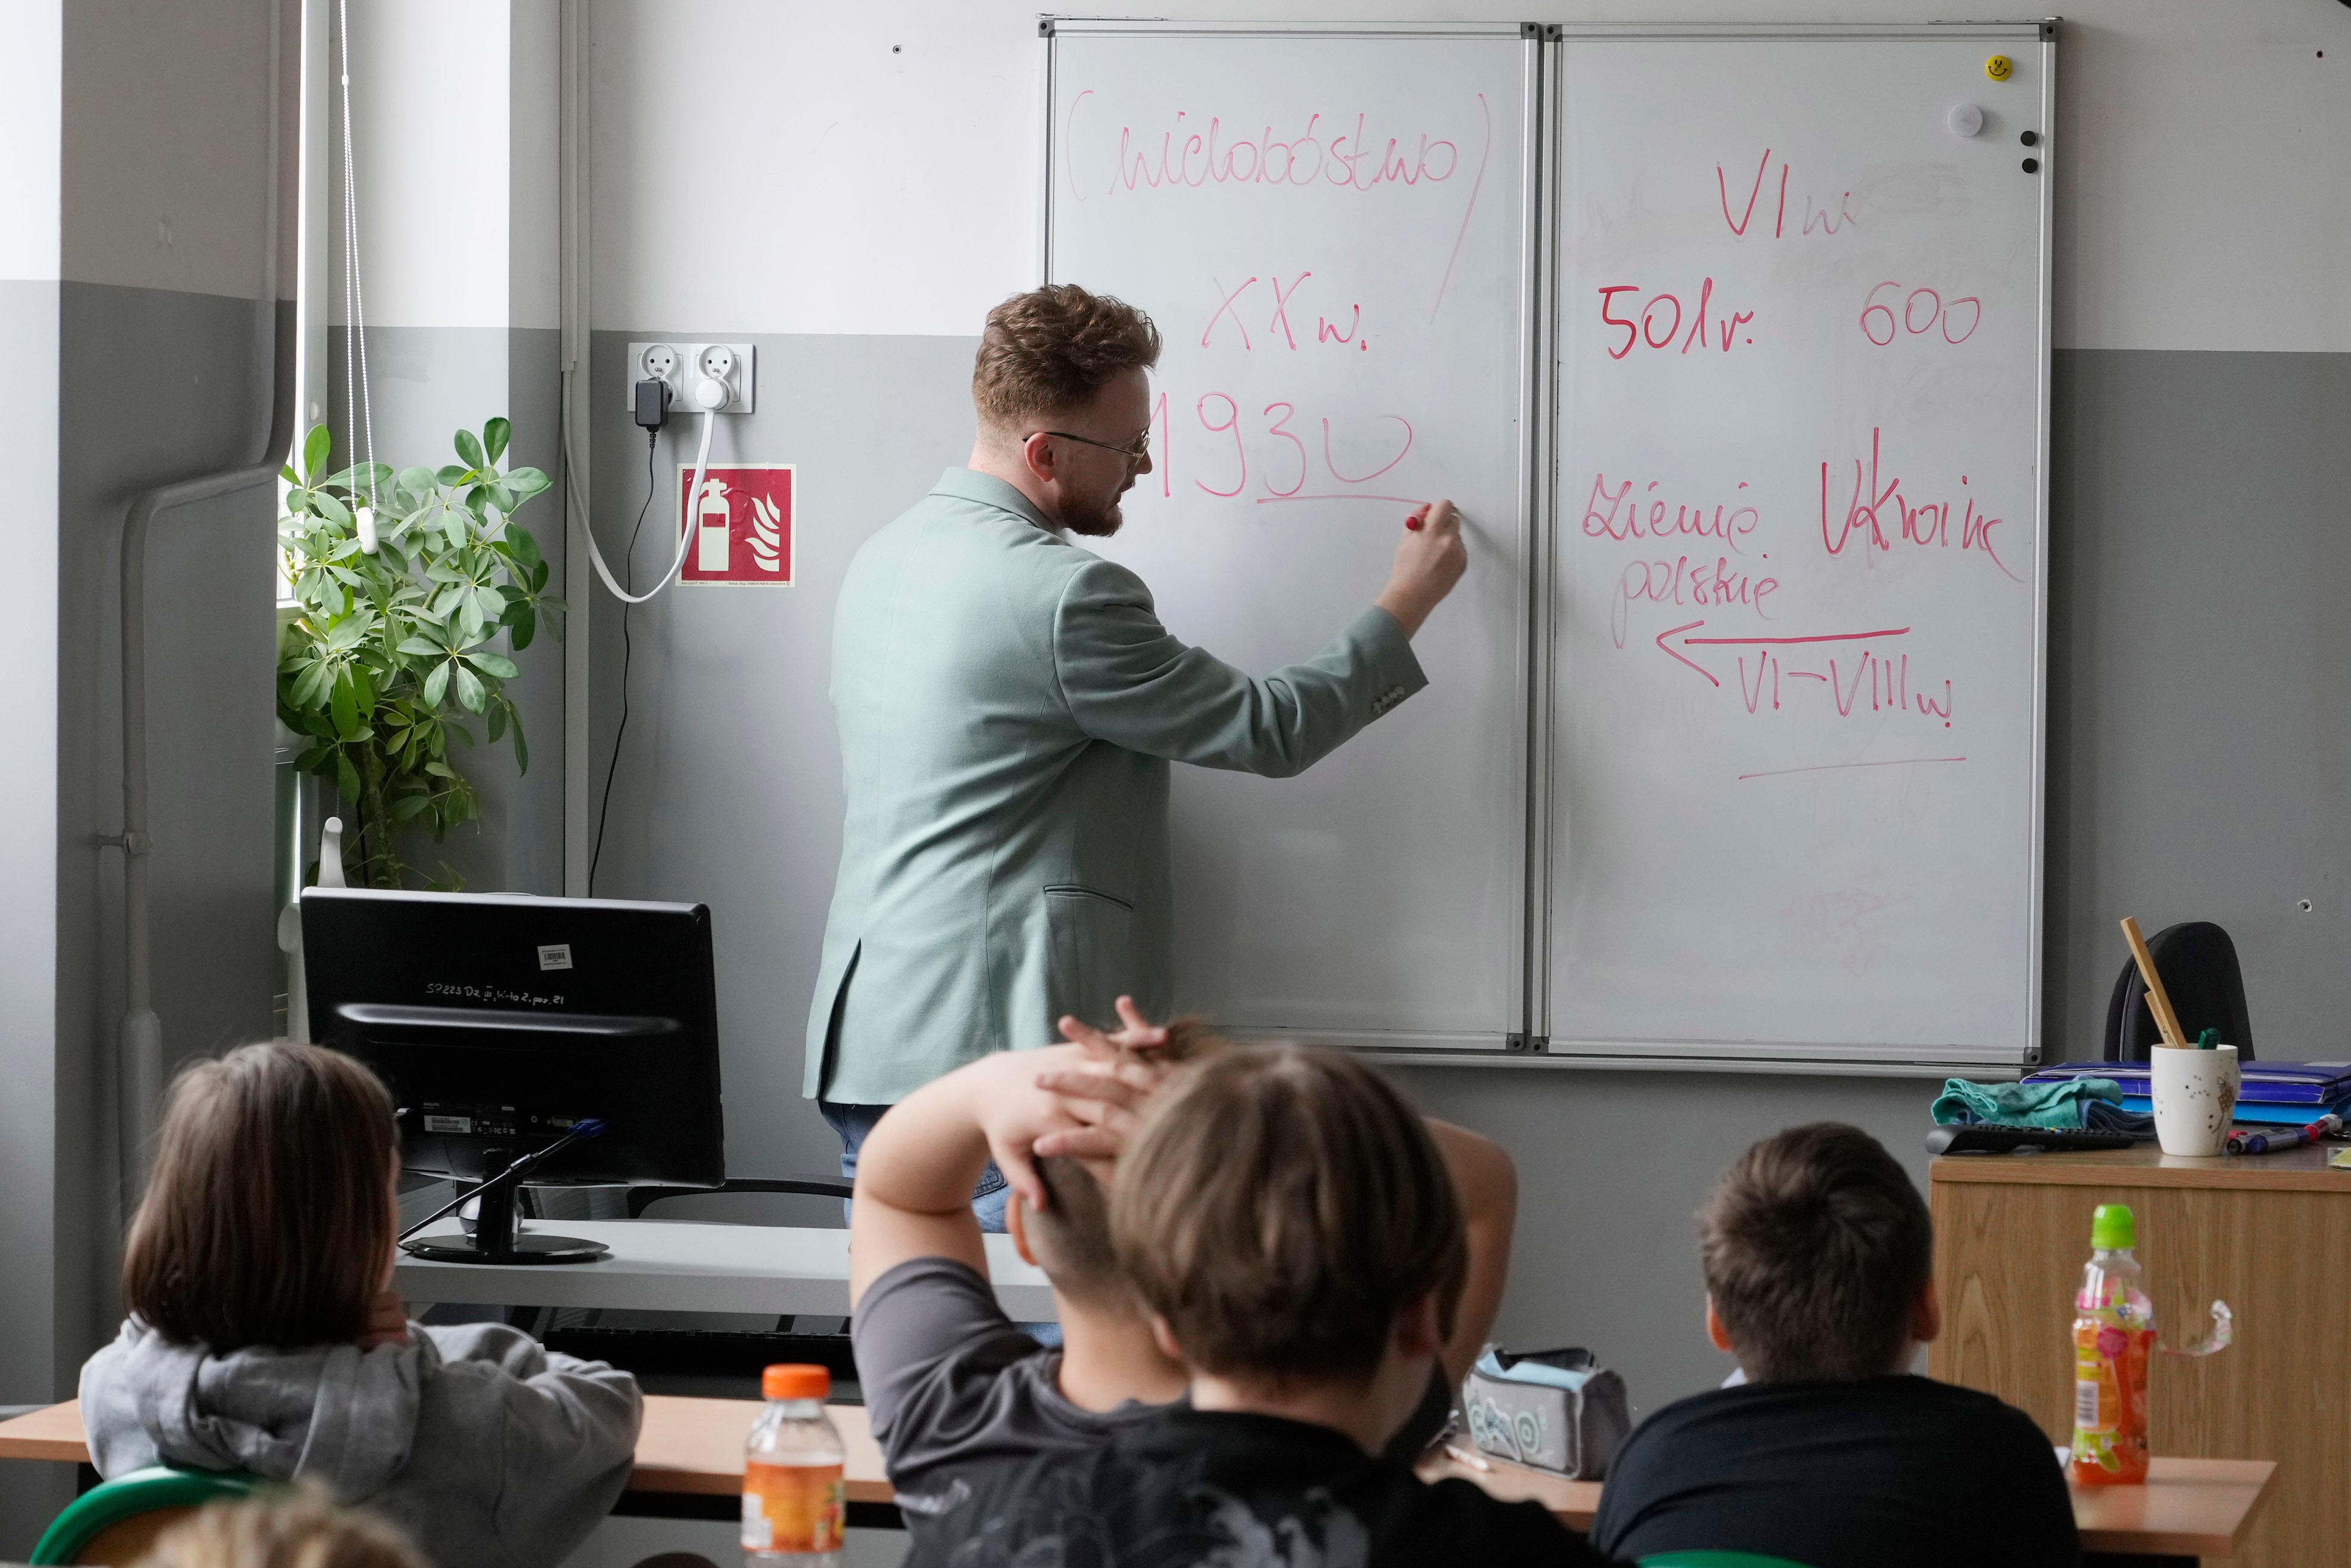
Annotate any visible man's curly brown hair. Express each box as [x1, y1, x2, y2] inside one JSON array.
[[972, 284, 1162, 433]]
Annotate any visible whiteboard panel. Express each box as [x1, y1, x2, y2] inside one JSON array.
[[1045, 24, 1537, 1042], [1546, 29, 2052, 1065]]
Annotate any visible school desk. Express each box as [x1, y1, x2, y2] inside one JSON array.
[[0, 1397, 901, 1529], [1933, 1141, 2341, 1568], [1, 1397, 2271, 1558], [389, 1218, 1055, 1320]]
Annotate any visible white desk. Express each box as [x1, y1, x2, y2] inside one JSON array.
[[393, 1220, 1056, 1320]]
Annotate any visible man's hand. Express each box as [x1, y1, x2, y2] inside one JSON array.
[[1374, 499, 1468, 638], [357, 1288, 409, 1352]]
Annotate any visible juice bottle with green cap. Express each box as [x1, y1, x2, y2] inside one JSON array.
[[2070, 1203, 2154, 1485]]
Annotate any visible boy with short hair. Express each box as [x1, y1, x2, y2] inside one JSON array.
[[849, 1021, 1550, 1564], [889, 1041, 1614, 1564], [1591, 1122, 2080, 1568]]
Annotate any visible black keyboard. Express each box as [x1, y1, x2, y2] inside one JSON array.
[[1926, 1124, 2139, 1156]]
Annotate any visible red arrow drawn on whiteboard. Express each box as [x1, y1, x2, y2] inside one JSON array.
[[1656, 620, 1719, 687], [1657, 620, 1915, 688]]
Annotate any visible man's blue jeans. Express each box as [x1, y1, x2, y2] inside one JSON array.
[[819, 1100, 1012, 1232]]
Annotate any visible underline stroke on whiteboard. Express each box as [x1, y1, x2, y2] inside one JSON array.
[[1431, 92, 1491, 324], [1254, 494, 1421, 505], [1736, 757, 1967, 782], [1685, 626, 1910, 646]]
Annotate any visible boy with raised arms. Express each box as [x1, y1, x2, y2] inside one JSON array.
[[848, 1004, 1532, 1559]]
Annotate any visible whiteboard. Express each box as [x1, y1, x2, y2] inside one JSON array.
[[1544, 25, 2055, 1066], [1043, 23, 1540, 1046]]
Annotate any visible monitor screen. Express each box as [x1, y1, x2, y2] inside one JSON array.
[[302, 888, 725, 1188]]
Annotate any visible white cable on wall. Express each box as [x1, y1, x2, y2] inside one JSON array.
[[570, 408, 716, 606]]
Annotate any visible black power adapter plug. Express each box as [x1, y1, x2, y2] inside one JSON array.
[[632, 377, 673, 433]]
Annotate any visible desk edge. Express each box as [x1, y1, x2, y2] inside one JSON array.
[[1931, 1156, 2351, 1192]]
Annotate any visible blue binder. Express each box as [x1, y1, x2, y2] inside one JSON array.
[[2027, 1060, 2351, 1124]]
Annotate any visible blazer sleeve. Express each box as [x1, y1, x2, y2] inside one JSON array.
[[1051, 558, 1426, 777]]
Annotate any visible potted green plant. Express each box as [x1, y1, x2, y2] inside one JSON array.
[[277, 417, 565, 887]]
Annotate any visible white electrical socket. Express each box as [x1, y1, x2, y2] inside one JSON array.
[[625, 341, 756, 414]]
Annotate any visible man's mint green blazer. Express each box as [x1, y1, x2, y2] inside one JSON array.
[[804, 469, 1426, 1104]]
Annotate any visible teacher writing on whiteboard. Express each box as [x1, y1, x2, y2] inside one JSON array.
[[804, 283, 1465, 1225]]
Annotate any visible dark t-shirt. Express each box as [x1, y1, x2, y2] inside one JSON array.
[[1591, 1374, 2080, 1568], [853, 1256, 1600, 1566]]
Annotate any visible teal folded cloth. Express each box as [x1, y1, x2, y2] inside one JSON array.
[[1932, 1075, 2123, 1129]]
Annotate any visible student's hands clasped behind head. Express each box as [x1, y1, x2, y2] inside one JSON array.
[[848, 995, 1186, 1308], [960, 998, 1174, 1217], [1029, 997, 1183, 1180]]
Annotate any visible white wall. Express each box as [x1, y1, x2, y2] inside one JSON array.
[[333, 0, 561, 332], [0, 0, 62, 281], [589, 0, 2351, 350], [321, 0, 569, 896], [340, 0, 514, 329]]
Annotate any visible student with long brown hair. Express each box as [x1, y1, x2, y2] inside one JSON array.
[[81, 1042, 641, 1568]]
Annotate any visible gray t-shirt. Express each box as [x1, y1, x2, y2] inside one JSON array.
[[852, 1256, 1454, 1549], [853, 1256, 1162, 1537]]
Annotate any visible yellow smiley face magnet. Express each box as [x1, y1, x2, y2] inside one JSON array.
[[1984, 54, 2014, 81]]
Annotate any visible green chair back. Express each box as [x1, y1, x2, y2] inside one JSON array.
[[31, 1466, 262, 1566], [1638, 1554, 1818, 1568]]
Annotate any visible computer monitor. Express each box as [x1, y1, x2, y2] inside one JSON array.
[[303, 887, 726, 1264]]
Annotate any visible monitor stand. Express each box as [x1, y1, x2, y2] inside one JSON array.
[[402, 1148, 611, 1265]]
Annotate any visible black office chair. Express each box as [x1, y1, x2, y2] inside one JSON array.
[[621, 1174, 852, 1219], [508, 1174, 853, 1221], [2102, 921, 2254, 1062]]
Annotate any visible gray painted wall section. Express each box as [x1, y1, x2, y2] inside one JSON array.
[[584, 332, 981, 1176], [321, 324, 567, 896], [1393, 1063, 1934, 1416], [58, 283, 285, 1363], [2042, 350, 2351, 1058], [0, 279, 283, 1554], [583, 339, 2351, 1417]]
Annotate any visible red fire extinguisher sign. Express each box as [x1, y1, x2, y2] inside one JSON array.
[[675, 464, 795, 586]]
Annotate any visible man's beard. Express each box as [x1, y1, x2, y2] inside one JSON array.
[[1057, 488, 1125, 538]]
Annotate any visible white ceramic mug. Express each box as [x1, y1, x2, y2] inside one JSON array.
[[2151, 1044, 2240, 1157]]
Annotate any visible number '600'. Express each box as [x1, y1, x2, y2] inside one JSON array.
[[1860, 282, 1981, 347]]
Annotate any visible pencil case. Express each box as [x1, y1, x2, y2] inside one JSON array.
[[1460, 1346, 1629, 1479]]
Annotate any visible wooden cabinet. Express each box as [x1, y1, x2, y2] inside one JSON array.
[[1931, 1146, 2346, 1567]]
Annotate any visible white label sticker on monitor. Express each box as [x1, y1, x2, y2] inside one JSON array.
[[538, 943, 574, 971], [423, 1114, 473, 1134]]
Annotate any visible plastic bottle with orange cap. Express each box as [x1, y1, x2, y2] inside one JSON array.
[[743, 1364, 845, 1566]]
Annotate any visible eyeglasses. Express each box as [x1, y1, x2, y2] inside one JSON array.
[[1034, 428, 1153, 465]]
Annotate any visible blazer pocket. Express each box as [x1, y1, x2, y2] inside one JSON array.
[[1043, 886, 1136, 1032]]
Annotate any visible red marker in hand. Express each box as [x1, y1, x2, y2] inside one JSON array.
[[1406, 503, 1430, 532]]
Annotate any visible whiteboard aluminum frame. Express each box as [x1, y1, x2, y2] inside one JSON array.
[[1522, 28, 1564, 1054], [1039, 17, 1549, 1056], [1537, 20, 2059, 1075]]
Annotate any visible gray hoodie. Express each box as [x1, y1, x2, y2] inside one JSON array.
[[80, 1318, 642, 1568]]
